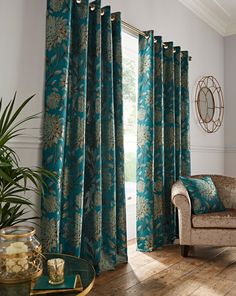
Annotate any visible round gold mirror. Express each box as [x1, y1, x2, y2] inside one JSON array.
[[195, 76, 224, 133]]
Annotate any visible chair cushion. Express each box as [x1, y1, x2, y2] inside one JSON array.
[[192, 209, 236, 228], [179, 176, 225, 215]]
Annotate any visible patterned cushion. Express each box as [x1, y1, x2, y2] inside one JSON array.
[[179, 176, 225, 215]]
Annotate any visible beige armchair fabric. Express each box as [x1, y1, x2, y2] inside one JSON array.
[[171, 175, 236, 256]]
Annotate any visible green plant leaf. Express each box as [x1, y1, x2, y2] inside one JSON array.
[[1, 94, 35, 134], [1, 93, 16, 134], [4, 198, 33, 205], [0, 93, 55, 228]]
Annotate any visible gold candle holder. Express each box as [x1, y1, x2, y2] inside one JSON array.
[[0, 226, 42, 284], [47, 258, 65, 285]]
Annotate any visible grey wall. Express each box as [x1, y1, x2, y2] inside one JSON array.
[[0, 0, 47, 229], [224, 34, 236, 176]]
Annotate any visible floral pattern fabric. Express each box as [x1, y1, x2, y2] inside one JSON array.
[[42, 0, 127, 274], [137, 33, 191, 251], [179, 176, 225, 215]]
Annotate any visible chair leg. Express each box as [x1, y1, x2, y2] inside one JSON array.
[[181, 245, 189, 257]]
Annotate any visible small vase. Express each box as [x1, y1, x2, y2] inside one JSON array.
[[0, 226, 43, 283]]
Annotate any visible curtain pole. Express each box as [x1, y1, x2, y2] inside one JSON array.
[[121, 20, 192, 61], [121, 20, 147, 38], [87, 2, 193, 62]]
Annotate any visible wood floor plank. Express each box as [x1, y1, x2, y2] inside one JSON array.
[[190, 278, 236, 296], [95, 263, 132, 286], [188, 247, 236, 281], [156, 276, 204, 296], [128, 252, 155, 269], [91, 243, 236, 296], [131, 260, 169, 282], [216, 257, 236, 282], [224, 286, 236, 296], [125, 281, 168, 296], [132, 257, 209, 296], [93, 269, 139, 295]]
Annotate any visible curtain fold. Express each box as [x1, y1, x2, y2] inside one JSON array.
[[163, 41, 176, 244], [137, 31, 155, 251], [181, 51, 191, 176], [137, 33, 191, 251], [42, 0, 127, 274]]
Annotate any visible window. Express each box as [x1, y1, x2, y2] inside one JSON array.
[[122, 31, 138, 240]]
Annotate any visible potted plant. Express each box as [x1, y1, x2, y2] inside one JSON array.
[[0, 93, 54, 228]]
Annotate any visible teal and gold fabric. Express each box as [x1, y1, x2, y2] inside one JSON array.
[[137, 33, 191, 251], [179, 176, 225, 215], [42, 0, 127, 274]]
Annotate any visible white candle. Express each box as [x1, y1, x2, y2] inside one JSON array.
[[6, 242, 28, 273]]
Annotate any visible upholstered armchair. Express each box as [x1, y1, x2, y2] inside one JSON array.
[[171, 175, 236, 257]]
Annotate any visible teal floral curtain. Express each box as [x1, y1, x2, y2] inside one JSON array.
[[137, 31, 191, 251], [41, 0, 127, 274]]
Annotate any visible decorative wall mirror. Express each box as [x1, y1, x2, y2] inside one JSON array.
[[195, 76, 224, 133]]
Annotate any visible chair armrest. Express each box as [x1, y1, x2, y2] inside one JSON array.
[[171, 181, 192, 245], [171, 181, 191, 209]]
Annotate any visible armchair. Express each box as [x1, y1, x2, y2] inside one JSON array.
[[171, 175, 236, 257]]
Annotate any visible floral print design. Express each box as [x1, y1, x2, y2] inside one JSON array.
[[137, 34, 191, 251], [50, 0, 64, 12], [137, 198, 151, 219], [43, 195, 58, 213], [42, 0, 127, 274], [46, 15, 68, 49], [179, 176, 225, 215], [41, 217, 59, 251], [46, 92, 61, 109], [42, 114, 63, 148], [181, 51, 191, 175]]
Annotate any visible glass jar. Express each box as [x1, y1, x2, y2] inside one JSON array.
[[0, 226, 43, 283]]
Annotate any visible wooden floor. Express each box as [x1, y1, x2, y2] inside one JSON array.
[[89, 240, 236, 296]]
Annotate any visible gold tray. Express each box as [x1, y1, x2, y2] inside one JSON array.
[[30, 274, 83, 295]]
